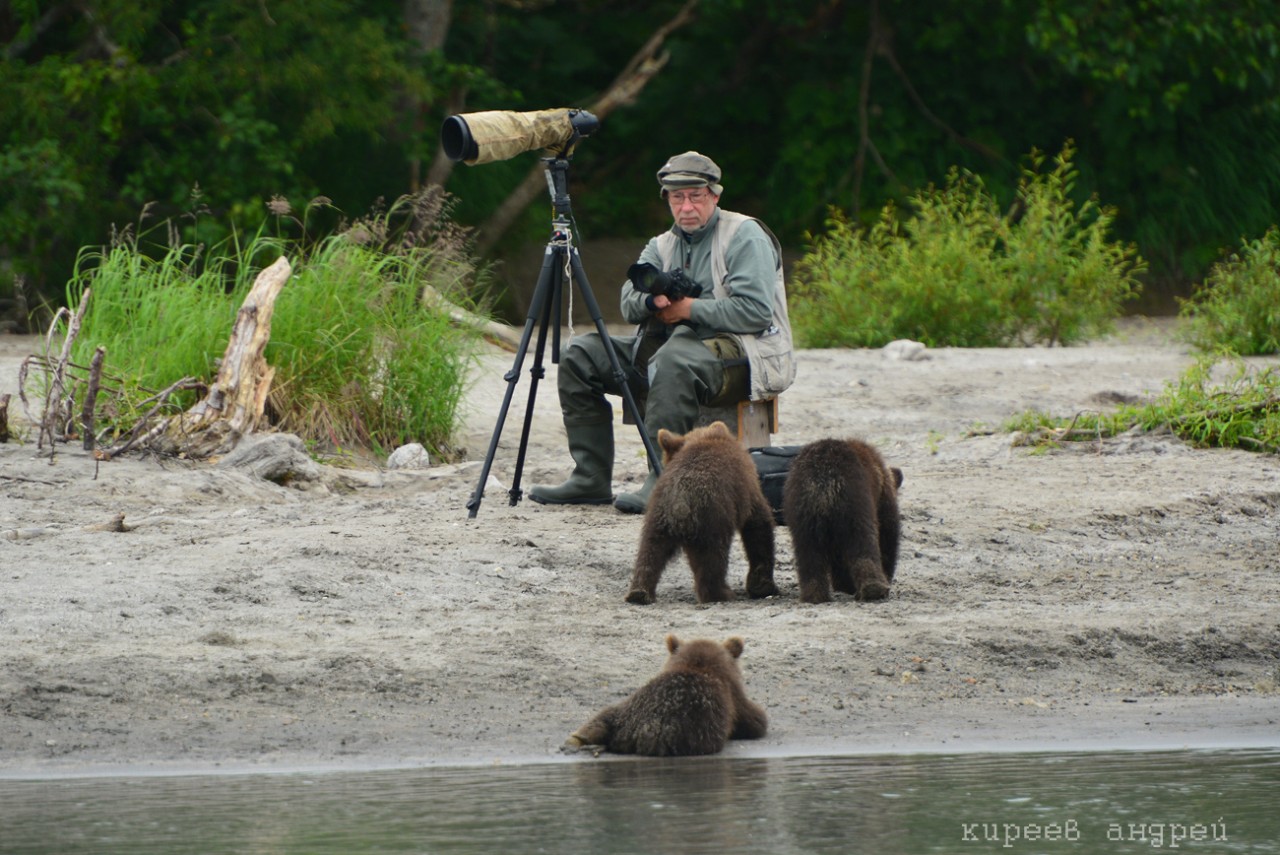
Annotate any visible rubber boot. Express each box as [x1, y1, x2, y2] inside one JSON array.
[[529, 422, 615, 505], [614, 467, 658, 515]]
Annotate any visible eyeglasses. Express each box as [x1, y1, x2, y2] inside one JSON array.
[[667, 189, 711, 206]]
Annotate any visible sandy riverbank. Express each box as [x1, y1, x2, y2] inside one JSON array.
[[1, 319, 1277, 777]]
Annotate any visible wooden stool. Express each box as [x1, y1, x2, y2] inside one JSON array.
[[695, 397, 778, 448], [623, 397, 779, 448]]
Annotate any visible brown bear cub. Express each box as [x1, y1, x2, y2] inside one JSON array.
[[564, 634, 768, 757], [625, 421, 778, 606], [782, 438, 903, 603]]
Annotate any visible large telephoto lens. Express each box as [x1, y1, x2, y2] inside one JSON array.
[[440, 109, 598, 165]]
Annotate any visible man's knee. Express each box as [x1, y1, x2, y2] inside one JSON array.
[[558, 333, 606, 390], [649, 331, 709, 377]]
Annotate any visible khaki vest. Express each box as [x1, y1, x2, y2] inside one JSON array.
[[655, 211, 796, 400]]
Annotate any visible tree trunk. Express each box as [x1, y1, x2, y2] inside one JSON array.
[[405, 0, 455, 191]]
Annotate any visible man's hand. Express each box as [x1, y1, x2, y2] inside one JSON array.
[[652, 294, 693, 325]]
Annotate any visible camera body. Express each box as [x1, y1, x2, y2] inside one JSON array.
[[627, 262, 704, 302]]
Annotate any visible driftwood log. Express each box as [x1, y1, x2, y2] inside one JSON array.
[[153, 256, 292, 458]]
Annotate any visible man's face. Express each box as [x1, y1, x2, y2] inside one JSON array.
[[667, 187, 718, 231]]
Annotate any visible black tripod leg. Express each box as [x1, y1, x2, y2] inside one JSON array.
[[466, 248, 558, 518], [507, 249, 562, 505], [568, 247, 663, 475]]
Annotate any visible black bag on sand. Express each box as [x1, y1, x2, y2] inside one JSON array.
[[748, 446, 803, 526]]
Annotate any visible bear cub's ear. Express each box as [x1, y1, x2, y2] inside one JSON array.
[[658, 429, 685, 459], [665, 634, 682, 654], [707, 420, 732, 438], [723, 637, 745, 658]]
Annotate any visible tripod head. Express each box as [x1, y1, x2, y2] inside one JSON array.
[[542, 155, 578, 235]]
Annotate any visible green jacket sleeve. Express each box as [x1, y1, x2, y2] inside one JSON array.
[[619, 239, 663, 326]]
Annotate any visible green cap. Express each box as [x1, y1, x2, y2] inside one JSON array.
[[657, 151, 723, 196]]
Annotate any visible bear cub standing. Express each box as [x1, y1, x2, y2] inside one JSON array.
[[564, 634, 768, 757], [626, 421, 778, 605], [782, 438, 903, 603]]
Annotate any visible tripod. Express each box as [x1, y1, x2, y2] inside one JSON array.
[[466, 155, 662, 518]]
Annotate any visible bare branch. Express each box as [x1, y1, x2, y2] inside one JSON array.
[[37, 293, 91, 456], [877, 34, 1004, 165], [852, 0, 883, 217], [473, 0, 699, 255], [82, 346, 106, 451], [97, 376, 201, 460], [3, 3, 71, 60]]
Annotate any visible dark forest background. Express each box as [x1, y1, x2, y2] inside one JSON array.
[[3, 0, 1278, 325]]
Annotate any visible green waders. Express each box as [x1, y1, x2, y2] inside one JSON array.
[[529, 325, 747, 514], [525, 421, 615, 505]]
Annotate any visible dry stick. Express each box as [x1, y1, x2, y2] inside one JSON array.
[[1061, 409, 1106, 454], [1236, 436, 1277, 452], [38, 290, 92, 459], [99, 376, 200, 461], [81, 346, 106, 451], [35, 306, 69, 454], [20, 354, 99, 423], [0, 473, 60, 485], [172, 257, 292, 452], [58, 392, 75, 443], [16, 355, 34, 422], [1019, 409, 1109, 449]]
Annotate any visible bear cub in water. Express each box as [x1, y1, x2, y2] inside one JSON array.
[[782, 438, 903, 603], [626, 421, 777, 605], [564, 634, 768, 757]]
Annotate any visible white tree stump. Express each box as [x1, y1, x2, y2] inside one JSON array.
[[155, 256, 292, 458]]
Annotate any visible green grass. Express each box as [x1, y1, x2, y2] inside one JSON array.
[[265, 236, 476, 454], [1005, 354, 1280, 454], [58, 190, 489, 458]]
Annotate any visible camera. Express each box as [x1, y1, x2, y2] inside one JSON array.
[[441, 108, 599, 165], [627, 262, 703, 302]]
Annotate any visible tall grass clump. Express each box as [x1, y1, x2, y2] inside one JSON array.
[[265, 234, 475, 453], [62, 189, 489, 457], [1178, 226, 1280, 356], [791, 142, 1145, 348], [65, 228, 277, 418]]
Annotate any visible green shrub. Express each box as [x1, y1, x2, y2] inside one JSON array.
[[1178, 227, 1280, 356], [62, 190, 488, 458], [791, 143, 1145, 348], [997, 145, 1146, 345]]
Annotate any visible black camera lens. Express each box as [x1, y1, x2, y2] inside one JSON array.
[[440, 115, 480, 162]]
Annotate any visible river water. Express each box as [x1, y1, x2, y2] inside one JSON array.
[[1, 748, 1276, 854]]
